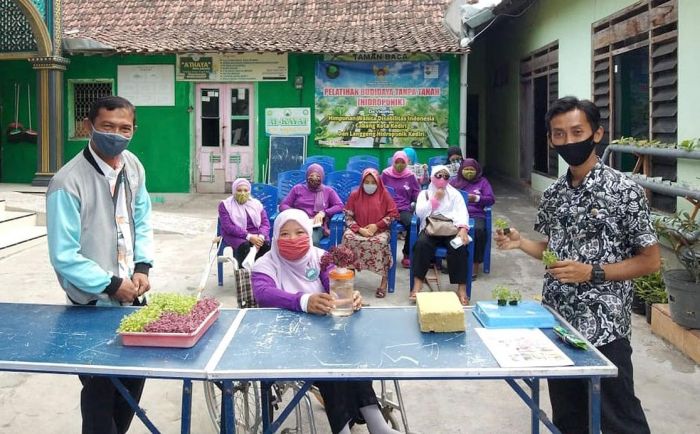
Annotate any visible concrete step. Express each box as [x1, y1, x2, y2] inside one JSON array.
[[0, 199, 5, 213], [0, 210, 37, 235], [0, 225, 47, 259]]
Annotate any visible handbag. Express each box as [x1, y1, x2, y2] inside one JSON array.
[[424, 214, 459, 237]]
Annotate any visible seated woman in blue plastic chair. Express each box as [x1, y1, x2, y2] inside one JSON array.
[[343, 168, 399, 299], [402, 147, 428, 186], [450, 158, 495, 279], [217, 178, 271, 266], [279, 163, 343, 247], [410, 165, 471, 306], [381, 150, 420, 269], [252, 209, 401, 434]]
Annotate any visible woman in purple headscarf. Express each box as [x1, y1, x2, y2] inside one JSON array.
[[279, 163, 344, 247], [450, 158, 495, 278], [252, 209, 401, 434], [381, 150, 420, 268], [218, 178, 271, 266]]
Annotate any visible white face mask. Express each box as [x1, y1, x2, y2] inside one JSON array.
[[363, 183, 378, 195]]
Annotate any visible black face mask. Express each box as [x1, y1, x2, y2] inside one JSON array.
[[554, 135, 597, 167]]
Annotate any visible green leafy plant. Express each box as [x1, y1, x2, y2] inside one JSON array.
[[492, 285, 512, 306], [679, 138, 698, 152], [494, 217, 510, 235], [654, 212, 700, 283], [633, 271, 668, 304], [508, 289, 522, 306], [542, 249, 559, 268]]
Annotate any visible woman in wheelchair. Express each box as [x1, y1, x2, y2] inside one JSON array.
[[450, 158, 495, 279], [252, 209, 401, 434], [410, 165, 471, 306], [218, 178, 271, 266]]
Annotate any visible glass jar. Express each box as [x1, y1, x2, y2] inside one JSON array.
[[329, 267, 354, 317]]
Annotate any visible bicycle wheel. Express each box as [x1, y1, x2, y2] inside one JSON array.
[[204, 380, 262, 433]]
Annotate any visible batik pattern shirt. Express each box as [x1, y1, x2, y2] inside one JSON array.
[[535, 161, 658, 347]]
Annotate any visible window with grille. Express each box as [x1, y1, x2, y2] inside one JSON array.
[[520, 42, 559, 179], [592, 0, 678, 212], [68, 80, 114, 139]]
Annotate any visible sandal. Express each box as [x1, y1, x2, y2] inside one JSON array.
[[458, 293, 469, 306], [408, 291, 418, 302], [375, 287, 386, 298]]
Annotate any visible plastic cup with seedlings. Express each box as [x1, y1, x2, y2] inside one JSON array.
[[494, 217, 510, 235], [492, 285, 511, 306], [542, 249, 559, 268]]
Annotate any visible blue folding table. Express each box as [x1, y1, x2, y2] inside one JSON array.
[[209, 306, 617, 434], [0, 302, 239, 434]]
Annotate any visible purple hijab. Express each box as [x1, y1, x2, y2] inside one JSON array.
[[222, 178, 263, 228], [450, 158, 483, 191], [306, 163, 326, 213], [252, 209, 325, 295]]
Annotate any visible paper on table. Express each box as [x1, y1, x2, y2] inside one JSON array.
[[475, 328, 574, 368]]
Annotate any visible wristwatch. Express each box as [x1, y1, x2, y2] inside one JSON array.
[[590, 264, 605, 284]]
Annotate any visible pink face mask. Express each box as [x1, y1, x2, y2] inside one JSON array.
[[277, 235, 310, 261], [432, 177, 449, 189]]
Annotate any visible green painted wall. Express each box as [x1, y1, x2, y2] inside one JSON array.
[[64, 54, 192, 192], [0, 60, 38, 183], [257, 53, 464, 178], [677, 0, 700, 213], [474, 0, 637, 184]]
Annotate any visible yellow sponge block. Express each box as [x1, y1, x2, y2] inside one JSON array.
[[416, 292, 466, 332]]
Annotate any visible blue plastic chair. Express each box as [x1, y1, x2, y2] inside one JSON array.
[[427, 155, 448, 177], [346, 159, 379, 173], [305, 155, 335, 167], [326, 170, 362, 204], [348, 155, 379, 166], [408, 190, 475, 300], [251, 183, 278, 233], [277, 170, 306, 203], [301, 160, 334, 176]]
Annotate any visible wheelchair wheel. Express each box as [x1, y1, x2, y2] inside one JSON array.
[[204, 380, 262, 433]]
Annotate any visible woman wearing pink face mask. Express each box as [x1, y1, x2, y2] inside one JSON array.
[[252, 209, 401, 434], [410, 165, 471, 305]]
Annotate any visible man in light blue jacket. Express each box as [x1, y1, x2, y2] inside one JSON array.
[[47, 95, 154, 434]]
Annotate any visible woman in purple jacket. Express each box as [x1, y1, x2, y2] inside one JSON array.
[[380, 151, 420, 268], [279, 163, 344, 247], [450, 158, 495, 278], [217, 178, 271, 266], [252, 209, 401, 434]]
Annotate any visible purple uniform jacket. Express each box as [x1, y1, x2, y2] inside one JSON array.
[[279, 184, 344, 218], [251, 269, 331, 311], [451, 177, 495, 219], [380, 172, 420, 212], [217, 201, 270, 249]]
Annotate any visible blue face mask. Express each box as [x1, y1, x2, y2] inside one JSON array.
[[91, 127, 131, 157]]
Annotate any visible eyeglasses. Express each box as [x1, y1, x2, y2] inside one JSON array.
[[434, 173, 450, 180]]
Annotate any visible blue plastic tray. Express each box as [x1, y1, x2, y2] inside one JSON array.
[[473, 301, 557, 329]]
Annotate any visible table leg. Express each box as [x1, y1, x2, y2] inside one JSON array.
[[110, 377, 160, 434], [181, 379, 192, 434], [530, 378, 540, 434], [220, 380, 236, 434], [588, 377, 602, 434]]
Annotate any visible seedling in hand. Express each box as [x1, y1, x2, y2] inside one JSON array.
[[542, 249, 559, 268], [495, 218, 510, 235]]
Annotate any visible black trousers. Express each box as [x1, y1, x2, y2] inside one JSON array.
[[233, 241, 271, 265], [78, 375, 145, 434], [548, 338, 650, 434], [411, 231, 468, 284], [315, 380, 379, 434], [471, 217, 487, 264], [399, 211, 413, 257]]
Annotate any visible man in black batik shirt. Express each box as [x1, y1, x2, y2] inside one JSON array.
[[495, 96, 660, 434]]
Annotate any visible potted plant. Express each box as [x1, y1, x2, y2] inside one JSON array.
[[492, 285, 511, 306], [654, 212, 700, 328], [632, 270, 668, 324], [494, 218, 510, 235], [508, 289, 522, 306]]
